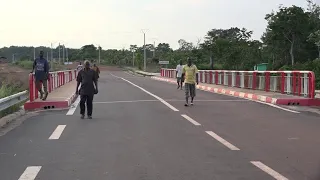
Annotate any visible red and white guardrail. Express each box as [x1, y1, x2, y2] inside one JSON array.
[[28, 69, 78, 102], [160, 68, 316, 98]]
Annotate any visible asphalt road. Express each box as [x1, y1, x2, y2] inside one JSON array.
[[1, 70, 320, 180]]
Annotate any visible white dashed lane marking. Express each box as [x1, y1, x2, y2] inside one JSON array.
[[251, 161, 289, 180], [49, 125, 66, 140], [205, 131, 240, 151], [181, 114, 201, 126], [19, 166, 42, 180]]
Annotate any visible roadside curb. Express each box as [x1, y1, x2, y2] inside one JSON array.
[[0, 107, 26, 128], [151, 76, 280, 105], [151, 76, 320, 106]]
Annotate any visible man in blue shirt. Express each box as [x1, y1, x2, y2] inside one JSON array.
[[31, 50, 49, 101]]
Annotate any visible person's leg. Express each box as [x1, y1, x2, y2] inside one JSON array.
[[42, 80, 48, 100], [86, 94, 94, 118], [79, 95, 87, 118], [177, 77, 180, 89], [190, 84, 196, 105], [180, 78, 184, 90], [184, 83, 190, 106], [35, 80, 44, 99]]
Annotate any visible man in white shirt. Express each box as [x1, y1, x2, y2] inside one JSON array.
[[77, 62, 83, 72], [176, 60, 184, 89]]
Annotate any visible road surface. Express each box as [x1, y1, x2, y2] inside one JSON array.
[[1, 70, 320, 180]]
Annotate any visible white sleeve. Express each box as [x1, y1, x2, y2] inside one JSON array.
[[176, 65, 179, 71]]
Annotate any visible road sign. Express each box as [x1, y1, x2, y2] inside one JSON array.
[[159, 61, 169, 65]]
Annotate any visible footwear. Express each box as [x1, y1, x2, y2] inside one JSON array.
[[190, 102, 194, 106], [184, 103, 189, 107], [42, 92, 48, 101], [39, 92, 43, 99], [80, 114, 85, 119], [177, 85, 180, 89], [88, 116, 92, 119]]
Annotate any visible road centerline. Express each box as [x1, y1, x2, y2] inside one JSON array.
[[49, 125, 66, 140], [205, 131, 240, 150], [251, 161, 288, 180], [110, 73, 179, 112], [19, 166, 42, 180], [181, 114, 201, 126]]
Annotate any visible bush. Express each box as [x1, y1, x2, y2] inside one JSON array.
[[14, 60, 33, 69], [0, 84, 17, 98]]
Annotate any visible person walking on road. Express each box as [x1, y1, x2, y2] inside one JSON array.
[[77, 62, 83, 71], [176, 60, 184, 90], [182, 57, 199, 106], [76, 60, 98, 119], [92, 63, 100, 79], [31, 50, 49, 101]]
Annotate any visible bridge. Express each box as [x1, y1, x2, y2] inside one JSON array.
[[0, 67, 320, 180]]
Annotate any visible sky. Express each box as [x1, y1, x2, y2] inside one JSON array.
[[0, 0, 313, 50]]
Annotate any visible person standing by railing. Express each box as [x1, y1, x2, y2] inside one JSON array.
[[30, 50, 49, 101], [182, 57, 199, 106]]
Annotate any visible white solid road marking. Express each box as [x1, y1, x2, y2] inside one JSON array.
[[181, 114, 201, 126], [251, 161, 289, 180], [19, 166, 42, 180], [253, 100, 300, 114], [93, 99, 248, 104], [49, 125, 66, 140], [110, 73, 179, 112], [205, 131, 240, 150], [196, 85, 299, 114], [66, 96, 80, 115]]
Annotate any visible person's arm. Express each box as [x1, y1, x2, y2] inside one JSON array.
[[76, 71, 82, 94], [182, 66, 186, 78], [93, 72, 98, 94], [31, 59, 36, 73], [195, 66, 199, 84], [176, 65, 179, 77]]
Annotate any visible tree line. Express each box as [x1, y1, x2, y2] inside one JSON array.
[[1, 0, 320, 74]]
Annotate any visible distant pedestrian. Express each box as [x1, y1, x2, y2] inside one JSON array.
[[31, 50, 49, 101], [176, 60, 184, 90], [77, 62, 83, 71], [92, 63, 100, 79], [76, 60, 98, 119], [182, 58, 198, 106]]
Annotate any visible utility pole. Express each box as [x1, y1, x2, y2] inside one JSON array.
[[141, 29, 147, 71], [58, 43, 61, 64], [153, 41, 156, 58], [47, 52, 49, 61], [33, 47, 36, 60], [12, 54, 15, 63], [62, 45, 65, 64], [98, 46, 101, 64], [132, 50, 135, 67], [66, 48, 68, 63], [50, 43, 53, 61], [50, 43, 54, 70]]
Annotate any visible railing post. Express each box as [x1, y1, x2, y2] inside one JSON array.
[[265, 72, 270, 92], [280, 72, 285, 94], [252, 72, 257, 90], [29, 74, 34, 102], [309, 72, 316, 98], [48, 73, 52, 93]]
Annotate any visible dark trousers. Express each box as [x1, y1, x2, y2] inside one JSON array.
[[80, 94, 94, 116]]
